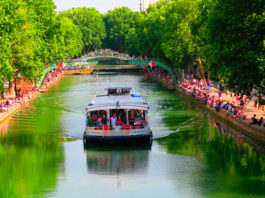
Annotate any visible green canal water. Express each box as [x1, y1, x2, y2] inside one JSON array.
[[0, 74, 264, 198]]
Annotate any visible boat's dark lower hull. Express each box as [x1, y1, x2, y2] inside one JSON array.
[[83, 133, 153, 146]]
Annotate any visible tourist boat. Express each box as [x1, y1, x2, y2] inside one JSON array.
[[83, 87, 153, 145]]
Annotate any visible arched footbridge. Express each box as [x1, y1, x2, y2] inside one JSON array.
[[37, 52, 179, 88]]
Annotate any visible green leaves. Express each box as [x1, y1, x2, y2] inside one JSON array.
[[62, 8, 106, 52], [203, 0, 265, 95], [104, 7, 140, 52], [0, 0, 83, 90]]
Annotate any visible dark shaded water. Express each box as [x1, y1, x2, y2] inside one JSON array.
[[0, 74, 264, 198]]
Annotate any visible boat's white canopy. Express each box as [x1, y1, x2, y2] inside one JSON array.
[[86, 94, 148, 112]]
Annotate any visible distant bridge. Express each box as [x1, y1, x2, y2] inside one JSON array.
[[37, 51, 178, 88]]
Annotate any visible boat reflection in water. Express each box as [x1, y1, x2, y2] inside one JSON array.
[[83, 144, 151, 175]]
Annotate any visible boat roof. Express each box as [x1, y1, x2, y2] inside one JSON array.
[[86, 94, 148, 111]]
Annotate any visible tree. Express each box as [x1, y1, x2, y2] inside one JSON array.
[[0, 0, 84, 91], [47, 15, 83, 61], [159, 0, 198, 68], [0, 0, 16, 91], [62, 7, 106, 53], [104, 7, 140, 52], [204, 0, 265, 95]]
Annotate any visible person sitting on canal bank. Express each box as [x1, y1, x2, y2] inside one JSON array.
[[258, 117, 264, 126], [250, 114, 258, 125], [86, 116, 94, 127], [128, 115, 135, 127]]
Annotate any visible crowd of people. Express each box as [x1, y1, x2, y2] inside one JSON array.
[[145, 65, 176, 85], [179, 76, 265, 128], [180, 79, 246, 118], [0, 86, 39, 113], [42, 67, 63, 88], [77, 49, 148, 61]]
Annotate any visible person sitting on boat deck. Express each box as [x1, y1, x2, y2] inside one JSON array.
[[102, 114, 108, 125], [86, 115, 94, 127], [128, 115, 135, 127], [110, 113, 117, 127], [117, 115, 123, 126], [250, 114, 258, 125]]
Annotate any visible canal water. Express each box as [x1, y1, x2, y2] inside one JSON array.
[[0, 74, 264, 198]]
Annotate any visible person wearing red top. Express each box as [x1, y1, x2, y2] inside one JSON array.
[[117, 115, 123, 126]]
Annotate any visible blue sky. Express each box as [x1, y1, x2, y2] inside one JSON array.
[[54, 0, 140, 13]]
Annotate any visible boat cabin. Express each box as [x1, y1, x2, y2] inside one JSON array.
[[107, 87, 131, 95], [86, 87, 148, 130]]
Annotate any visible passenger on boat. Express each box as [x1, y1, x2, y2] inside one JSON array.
[[102, 114, 108, 125], [128, 115, 135, 127], [97, 116, 103, 127], [86, 116, 94, 127], [117, 115, 123, 126], [92, 113, 98, 126], [110, 113, 117, 127], [136, 110, 144, 121]]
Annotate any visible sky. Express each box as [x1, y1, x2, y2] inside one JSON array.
[[53, 0, 140, 13]]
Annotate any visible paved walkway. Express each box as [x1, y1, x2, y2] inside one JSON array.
[[207, 88, 265, 122]]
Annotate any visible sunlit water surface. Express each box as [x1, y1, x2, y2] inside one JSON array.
[[0, 74, 264, 198]]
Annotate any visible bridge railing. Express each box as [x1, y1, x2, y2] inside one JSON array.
[[36, 63, 59, 88]]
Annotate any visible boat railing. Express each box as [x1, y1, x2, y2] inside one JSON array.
[[87, 123, 149, 137]]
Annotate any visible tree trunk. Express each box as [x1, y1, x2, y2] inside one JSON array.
[[197, 56, 206, 82]]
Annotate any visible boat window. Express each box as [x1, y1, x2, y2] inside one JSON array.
[[86, 109, 147, 129], [120, 89, 130, 94], [108, 89, 117, 95], [108, 88, 130, 95], [128, 110, 146, 121], [110, 109, 127, 124], [88, 110, 108, 127]]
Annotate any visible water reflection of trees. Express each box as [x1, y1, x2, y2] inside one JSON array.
[[157, 113, 265, 195], [0, 87, 66, 198], [84, 145, 150, 175], [0, 137, 64, 198]]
